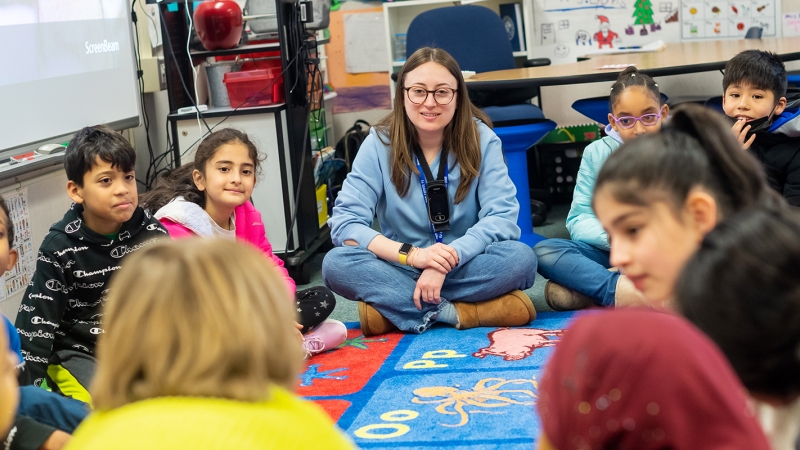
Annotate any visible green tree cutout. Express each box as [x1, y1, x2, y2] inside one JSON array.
[[633, 0, 654, 33]]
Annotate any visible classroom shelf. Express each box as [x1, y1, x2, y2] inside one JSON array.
[[189, 37, 328, 59], [190, 42, 281, 59], [167, 103, 287, 121], [156, 0, 330, 283]]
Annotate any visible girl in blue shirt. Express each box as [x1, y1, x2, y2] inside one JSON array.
[[323, 47, 537, 335], [533, 67, 667, 310]]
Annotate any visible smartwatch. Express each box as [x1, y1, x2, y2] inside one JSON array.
[[398, 243, 413, 265]]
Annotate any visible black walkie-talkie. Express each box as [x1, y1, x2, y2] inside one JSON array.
[[413, 145, 451, 232], [426, 181, 449, 227]]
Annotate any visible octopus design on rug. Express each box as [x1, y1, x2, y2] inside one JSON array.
[[411, 377, 538, 427]]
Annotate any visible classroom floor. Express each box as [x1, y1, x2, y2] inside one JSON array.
[[297, 203, 572, 323]]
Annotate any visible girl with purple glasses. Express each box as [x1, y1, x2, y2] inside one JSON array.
[[533, 66, 668, 311]]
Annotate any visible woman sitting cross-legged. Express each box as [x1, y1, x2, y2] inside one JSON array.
[[322, 47, 537, 336]]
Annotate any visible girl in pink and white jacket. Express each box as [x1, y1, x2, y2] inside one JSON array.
[[139, 128, 344, 357]]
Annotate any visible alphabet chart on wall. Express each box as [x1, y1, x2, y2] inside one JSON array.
[[1, 188, 34, 301], [681, 0, 780, 38]]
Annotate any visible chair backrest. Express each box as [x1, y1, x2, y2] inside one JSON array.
[[744, 26, 763, 39], [405, 5, 515, 73]]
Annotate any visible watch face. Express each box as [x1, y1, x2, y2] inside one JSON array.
[[400, 243, 413, 254]]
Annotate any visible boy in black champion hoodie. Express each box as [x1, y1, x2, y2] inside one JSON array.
[[15, 126, 167, 401]]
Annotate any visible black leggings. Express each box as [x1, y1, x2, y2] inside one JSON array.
[[296, 286, 336, 333]]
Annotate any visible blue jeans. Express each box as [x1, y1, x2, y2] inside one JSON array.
[[322, 240, 537, 333], [17, 386, 89, 433], [533, 239, 619, 307]]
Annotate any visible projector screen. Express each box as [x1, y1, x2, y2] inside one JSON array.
[[0, 0, 140, 160]]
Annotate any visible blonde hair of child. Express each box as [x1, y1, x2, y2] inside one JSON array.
[[90, 239, 304, 410]]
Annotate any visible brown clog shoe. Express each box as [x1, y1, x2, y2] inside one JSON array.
[[453, 290, 537, 330], [358, 301, 397, 336]]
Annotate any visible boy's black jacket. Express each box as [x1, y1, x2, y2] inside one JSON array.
[[15, 204, 168, 386], [751, 90, 800, 208]]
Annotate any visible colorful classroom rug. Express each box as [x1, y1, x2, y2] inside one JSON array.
[[298, 311, 578, 449]]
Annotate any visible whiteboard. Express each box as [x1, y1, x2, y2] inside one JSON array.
[[344, 12, 388, 73]]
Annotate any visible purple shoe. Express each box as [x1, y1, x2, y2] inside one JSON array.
[[302, 319, 347, 358]]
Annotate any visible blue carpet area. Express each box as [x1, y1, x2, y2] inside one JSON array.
[[300, 312, 579, 448]]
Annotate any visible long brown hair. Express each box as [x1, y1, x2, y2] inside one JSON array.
[[377, 47, 491, 204], [139, 128, 264, 212], [91, 239, 304, 410]]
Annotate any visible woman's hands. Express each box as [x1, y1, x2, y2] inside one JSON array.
[[363, 236, 459, 310], [409, 244, 458, 309], [365, 236, 459, 273], [414, 268, 447, 310], [409, 243, 459, 273]]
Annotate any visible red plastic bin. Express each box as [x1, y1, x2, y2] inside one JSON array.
[[223, 68, 284, 108]]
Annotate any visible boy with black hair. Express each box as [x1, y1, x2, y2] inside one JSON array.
[[15, 125, 167, 401], [723, 49, 800, 207]]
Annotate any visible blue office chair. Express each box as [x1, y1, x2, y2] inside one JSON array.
[[405, 5, 556, 246], [571, 93, 669, 124], [788, 73, 800, 88], [744, 26, 763, 39], [704, 95, 724, 112]]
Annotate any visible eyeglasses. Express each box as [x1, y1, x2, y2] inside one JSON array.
[[404, 87, 458, 105], [611, 108, 664, 129]]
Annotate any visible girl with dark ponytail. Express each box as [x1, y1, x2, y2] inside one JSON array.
[[592, 103, 780, 308]]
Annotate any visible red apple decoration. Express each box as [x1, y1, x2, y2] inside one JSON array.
[[194, 0, 243, 51]]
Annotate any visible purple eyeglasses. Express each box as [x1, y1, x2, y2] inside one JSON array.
[[610, 108, 665, 129]]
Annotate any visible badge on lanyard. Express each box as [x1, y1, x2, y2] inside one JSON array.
[[413, 144, 450, 242]]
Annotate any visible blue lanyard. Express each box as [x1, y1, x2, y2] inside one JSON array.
[[414, 154, 449, 243]]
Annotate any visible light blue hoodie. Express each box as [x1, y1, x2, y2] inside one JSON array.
[[328, 120, 520, 267], [565, 124, 623, 251]]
